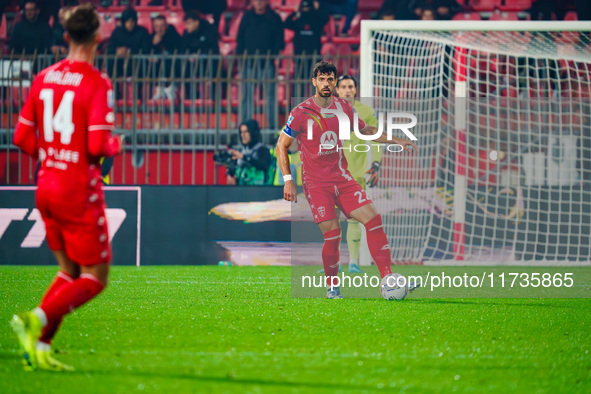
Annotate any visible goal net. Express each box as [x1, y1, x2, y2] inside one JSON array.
[[359, 21, 591, 264]]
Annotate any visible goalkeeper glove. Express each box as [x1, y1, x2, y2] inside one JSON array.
[[364, 161, 381, 188]]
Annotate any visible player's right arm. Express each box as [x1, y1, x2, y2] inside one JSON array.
[[278, 112, 300, 202], [277, 132, 297, 203], [13, 78, 40, 158], [87, 76, 124, 158]]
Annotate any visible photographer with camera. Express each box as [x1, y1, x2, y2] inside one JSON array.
[[216, 119, 273, 185]]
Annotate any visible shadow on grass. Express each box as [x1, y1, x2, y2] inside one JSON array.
[[79, 368, 387, 391]]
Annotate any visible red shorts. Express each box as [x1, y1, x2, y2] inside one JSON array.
[[36, 190, 111, 266], [304, 179, 373, 224]]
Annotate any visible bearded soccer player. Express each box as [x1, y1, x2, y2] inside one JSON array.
[[10, 4, 124, 371], [277, 61, 417, 299]]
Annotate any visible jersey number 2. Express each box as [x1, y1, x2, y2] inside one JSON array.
[[354, 191, 366, 204], [39, 89, 75, 144]]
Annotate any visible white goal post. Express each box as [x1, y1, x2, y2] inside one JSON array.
[[359, 21, 591, 265]]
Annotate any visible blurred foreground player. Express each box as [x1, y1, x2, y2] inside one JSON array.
[[276, 61, 417, 298], [10, 4, 124, 371]]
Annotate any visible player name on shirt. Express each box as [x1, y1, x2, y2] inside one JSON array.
[[43, 71, 84, 87]]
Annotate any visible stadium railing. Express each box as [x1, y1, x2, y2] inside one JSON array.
[[0, 51, 359, 185]]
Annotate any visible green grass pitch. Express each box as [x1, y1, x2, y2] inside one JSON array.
[[0, 266, 590, 393]]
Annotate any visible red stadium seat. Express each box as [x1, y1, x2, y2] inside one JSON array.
[[358, 0, 385, 13], [0, 14, 7, 42], [98, 12, 117, 42], [284, 0, 302, 8], [226, 0, 246, 11], [452, 12, 482, 20], [219, 12, 243, 54], [565, 11, 578, 21], [489, 11, 520, 20], [469, 0, 501, 11], [137, 12, 153, 34], [498, 0, 531, 11], [323, 15, 336, 41], [136, 0, 166, 11]]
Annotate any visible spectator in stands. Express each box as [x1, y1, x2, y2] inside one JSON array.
[[284, 0, 328, 56], [181, 0, 228, 30], [316, 0, 358, 35], [178, 11, 219, 100], [421, 8, 436, 20], [107, 6, 151, 57], [150, 15, 181, 101], [51, 7, 69, 56], [10, 1, 52, 54], [107, 7, 151, 98], [226, 119, 273, 185], [20, 0, 76, 24], [180, 11, 219, 55], [378, 0, 401, 20], [284, 0, 327, 81], [152, 14, 181, 54], [237, 0, 284, 129]]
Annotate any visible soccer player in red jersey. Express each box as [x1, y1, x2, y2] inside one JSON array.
[[10, 4, 124, 371], [277, 61, 418, 298]]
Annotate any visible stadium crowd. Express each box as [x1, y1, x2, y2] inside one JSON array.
[[2, 0, 590, 56]]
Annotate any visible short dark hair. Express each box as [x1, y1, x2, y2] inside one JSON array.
[[337, 74, 357, 88], [64, 3, 99, 44], [153, 14, 167, 23], [313, 60, 337, 79], [184, 10, 201, 22]]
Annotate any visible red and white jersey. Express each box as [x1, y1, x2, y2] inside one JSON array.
[[14, 59, 120, 207], [282, 96, 366, 187]]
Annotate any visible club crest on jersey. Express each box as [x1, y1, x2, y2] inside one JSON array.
[[318, 206, 325, 217]]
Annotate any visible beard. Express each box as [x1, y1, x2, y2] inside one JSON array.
[[318, 88, 332, 97]]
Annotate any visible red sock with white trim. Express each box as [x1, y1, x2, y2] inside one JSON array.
[[364, 215, 393, 278], [322, 229, 341, 288], [38, 271, 73, 344], [38, 274, 105, 332]]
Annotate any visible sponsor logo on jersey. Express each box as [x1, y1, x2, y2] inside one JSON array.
[[320, 131, 338, 150], [287, 114, 294, 126]]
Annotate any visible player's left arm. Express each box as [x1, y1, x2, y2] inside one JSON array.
[[13, 79, 40, 159]]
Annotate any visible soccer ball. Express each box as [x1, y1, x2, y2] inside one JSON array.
[[380, 273, 409, 301]]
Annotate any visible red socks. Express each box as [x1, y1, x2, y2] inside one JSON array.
[[38, 272, 73, 344], [40, 271, 73, 304], [322, 229, 341, 287], [39, 274, 104, 335], [364, 215, 393, 278]]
